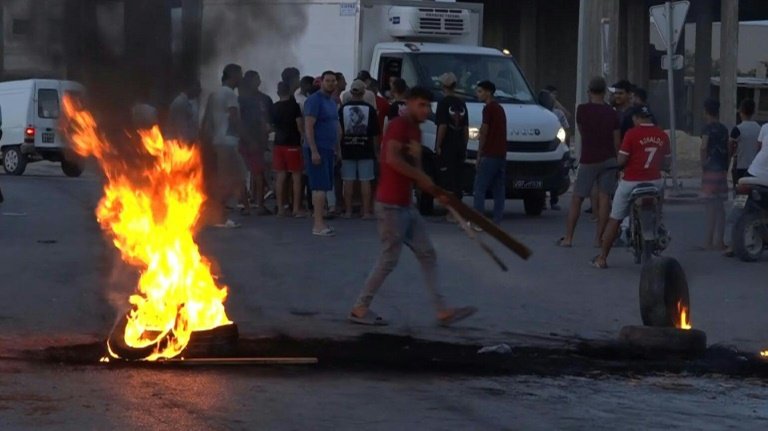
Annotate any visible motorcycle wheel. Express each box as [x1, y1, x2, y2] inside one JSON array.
[[733, 211, 767, 262]]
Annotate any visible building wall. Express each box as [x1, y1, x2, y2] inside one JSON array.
[[1, 0, 66, 79]]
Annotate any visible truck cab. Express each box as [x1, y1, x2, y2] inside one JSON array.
[[370, 6, 570, 216]]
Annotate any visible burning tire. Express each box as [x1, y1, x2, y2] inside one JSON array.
[[107, 314, 239, 361], [639, 257, 689, 327]]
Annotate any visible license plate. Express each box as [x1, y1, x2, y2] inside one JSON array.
[[42, 132, 55, 144], [733, 194, 748, 208], [513, 179, 544, 189]]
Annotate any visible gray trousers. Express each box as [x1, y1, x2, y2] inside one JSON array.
[[354, 204, 446, 312]]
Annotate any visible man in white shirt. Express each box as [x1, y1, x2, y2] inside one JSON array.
[[201, 63, 249, 228], [724, 122, 768, 256], [747, 123, 768, 180]]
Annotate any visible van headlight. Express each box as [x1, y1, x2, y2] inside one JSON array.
[[557, 127, 567, 143], [469, 127, 480, 141]]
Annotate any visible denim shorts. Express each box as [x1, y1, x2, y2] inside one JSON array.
[[304, 147, 335, 191], [341, 159, 375, 181]]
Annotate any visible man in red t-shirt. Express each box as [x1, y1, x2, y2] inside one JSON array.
[[593, 106, 670, 268], [472, 80, 508, 224], [349, 87, 477, 327]]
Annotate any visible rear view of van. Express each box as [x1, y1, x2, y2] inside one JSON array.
[[0, 79, 86, 177]]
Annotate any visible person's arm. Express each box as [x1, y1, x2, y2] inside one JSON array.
[[385, 136, 433, 191], [305, 116, 318, 153], [478, 105, 489, 159], [617, 152, 629, 167], [434, 102, 447, 156], [295, 117, 305, 141], [729, 126, 740, 160], [336, 121, 343, 160], [229, 106, 248, 143], [700, 134, 709, 169]]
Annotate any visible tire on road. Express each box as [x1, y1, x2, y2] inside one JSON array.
[[61, 160, 84, 178], [733, 210, 766, 262], [639, 256, 690, 327], [2, 146, 27, 176]]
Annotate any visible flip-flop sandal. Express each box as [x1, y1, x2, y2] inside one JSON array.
[[555, 237, 572, 248], [214, 219, 241, 229], [590, 255, 608, 269], [312, 227, 336, 237], [438, 306, 478, 327], [348, 310, 389, 326]]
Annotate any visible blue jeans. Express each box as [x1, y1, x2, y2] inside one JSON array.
[[355, 204, 446, 312], [473, 157, 506, 223]]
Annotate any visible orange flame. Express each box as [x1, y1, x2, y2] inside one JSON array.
[[63, 96, 231, 360], [761, 351, 768, 359], [676, 300, 691, 330]]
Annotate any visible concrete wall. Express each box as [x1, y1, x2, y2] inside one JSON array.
[[478, 0, 580, 127], [1, 0, 66, 79]]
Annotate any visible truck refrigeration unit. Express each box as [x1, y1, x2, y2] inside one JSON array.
[[202, 0, 570, 216]]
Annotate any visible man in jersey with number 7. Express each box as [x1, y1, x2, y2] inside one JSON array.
[[592, 106, 671, 269]]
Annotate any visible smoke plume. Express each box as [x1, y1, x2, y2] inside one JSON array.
[[200, 0, 309, 98]]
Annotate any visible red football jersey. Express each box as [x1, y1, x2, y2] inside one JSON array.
[[619, 124, 670, 181]]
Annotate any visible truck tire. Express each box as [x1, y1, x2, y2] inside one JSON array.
[[61, 160, 84, 178], [523, 192, 546, 216], [2, 146, 27, 176], [733, 210, 766, 262], [639, 257, 690, 328]]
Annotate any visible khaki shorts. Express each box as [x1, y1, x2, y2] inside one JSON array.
[[573, 158, 619, 198], [610, 179, 663, 220]]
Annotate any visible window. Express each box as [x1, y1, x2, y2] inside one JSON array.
[[12, 19, 30, 36], [38, 89, 60, 119], [406, 53, 536, 103]]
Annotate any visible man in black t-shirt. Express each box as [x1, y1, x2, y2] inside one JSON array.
[[435, 72, 469, 206], [272, 81, 305, 217], [339, 80, 381, 218]]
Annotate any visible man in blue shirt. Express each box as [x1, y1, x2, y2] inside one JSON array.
[[304, 70, 342, 236]]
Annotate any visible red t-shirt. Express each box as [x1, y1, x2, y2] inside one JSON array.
[[481, 101, 507, 158], [619, 124, 670, 181], [377, 116, 420, 206], [576, 102, 620, 164]]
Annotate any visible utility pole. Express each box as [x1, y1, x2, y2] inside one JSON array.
[[719, 0, 739, 130], [0, 0, 5, 80]]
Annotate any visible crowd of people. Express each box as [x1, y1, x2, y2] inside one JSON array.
[[554, 75, 768, 267], [157, 63, 511, 237], [138, 63, 768, 270]]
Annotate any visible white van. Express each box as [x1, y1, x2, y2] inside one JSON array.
[[0, 79, 86, 177]]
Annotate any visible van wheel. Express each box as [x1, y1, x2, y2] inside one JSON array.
[[523, 192, 546, 216], [61, 160, 84, 178], [2, 146, 27, 175]]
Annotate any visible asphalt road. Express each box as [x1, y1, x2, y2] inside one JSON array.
[[1, 162, 768, 429]]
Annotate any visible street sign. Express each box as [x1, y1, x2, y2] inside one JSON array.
[[661, 54, 684, 71], [650, 1, 689, 53]]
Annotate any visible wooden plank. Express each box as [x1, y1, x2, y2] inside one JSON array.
[[162, 357, 318, 366], [430, 186, 532, 260]]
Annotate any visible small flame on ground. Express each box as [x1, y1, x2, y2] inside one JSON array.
[[677, 300, 691, 330], [63, 96, 231, 361], [761, 351, 768, 359]]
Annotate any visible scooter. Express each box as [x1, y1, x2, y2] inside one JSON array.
[[731, 177, 768, 262], [627, 183, 671, 264]]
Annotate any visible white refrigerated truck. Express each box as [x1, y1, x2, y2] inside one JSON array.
[[202, 0, 570, 215]]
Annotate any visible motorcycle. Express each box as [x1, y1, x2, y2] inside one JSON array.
[[626, 183, 671, 264], [731, 177, 768, 262]]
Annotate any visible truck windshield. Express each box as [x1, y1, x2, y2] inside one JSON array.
[[405, 53, 535, 104]]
